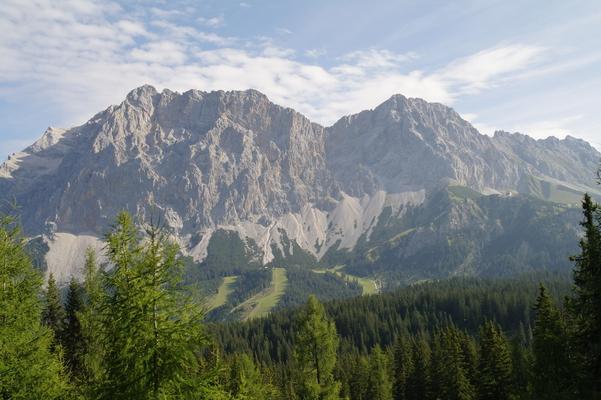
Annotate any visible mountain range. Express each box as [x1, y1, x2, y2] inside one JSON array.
[[1, 85, 599, 317]]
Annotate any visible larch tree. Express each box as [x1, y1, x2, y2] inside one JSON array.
[[293, 294, 341, 400], [98, 212, 225, 399]]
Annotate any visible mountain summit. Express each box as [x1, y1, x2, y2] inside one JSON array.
[[1, 85, 599, 282]]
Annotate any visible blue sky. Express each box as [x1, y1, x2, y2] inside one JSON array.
[[1, 0, 600, 158]]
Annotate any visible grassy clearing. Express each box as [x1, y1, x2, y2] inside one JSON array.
[[312, 265, 378, 295], [235, 268, 288, 320], [206, 275, 238, 311]]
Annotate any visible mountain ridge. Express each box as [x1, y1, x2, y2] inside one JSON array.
[[1, 85, 599, 285]]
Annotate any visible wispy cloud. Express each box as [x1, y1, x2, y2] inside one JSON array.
[[0, 0, 572, 139], [438, 44, 546, 94], [198, 16, 224, 28]]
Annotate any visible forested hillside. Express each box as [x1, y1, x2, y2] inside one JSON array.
[[1, 192, 601, 399]]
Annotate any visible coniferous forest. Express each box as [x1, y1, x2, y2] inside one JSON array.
[[1, 191, 601, 399]]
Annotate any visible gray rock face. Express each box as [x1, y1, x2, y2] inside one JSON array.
[[326, 95, 521, 195], [2, 86, 333, 236], [1, 86, 599, 280]]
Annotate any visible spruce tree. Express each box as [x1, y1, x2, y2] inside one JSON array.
[[406, 336, 431, 400], [78, 246, 105, 393], [366, 345, 393, 400], [567, 193, 601, 397], [393, 336, 413, 400], [98, 212, 225, 399], [348, 355, 370, 400], [531, 284, 571, 399], [293, 294, 341, 400], [0, 215, 69, 398], [477, 321, 513, 400], [63, 277, 85, 376], [42, 272, 66, 348], [431, 327, 475, 400]]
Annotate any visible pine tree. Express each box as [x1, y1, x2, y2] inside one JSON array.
[[477, 321, 513, 400], [98, 212, 225, 399], [393, 336, 413, 400], [567, 193, 601, 397], [293, 294, 341, 400], [366, 345, 393, 400], [0, 215, 70, 398], [63, 277, 85, 376], [42, 272, 66, 348]]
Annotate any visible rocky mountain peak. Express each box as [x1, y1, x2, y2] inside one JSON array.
[[1, 86, 600, 282]]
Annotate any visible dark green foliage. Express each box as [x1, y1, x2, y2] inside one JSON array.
[[476, 321, 513, 400], [24, 235, 49, 272], [277, 267, 362, 309], [211, 274, 571, 364], [366, 345, 393, 400], [343, 187, 580, 284], [42, 272, 66, 348], [406, 336, 431, 400], [532, 285, 571, 399], [431, 326, 475, 400], [270, 228, 318, 268], [0, 215, 69, 398], [393, 336, 413, 400], [63, 277, 85, 375], [202, 229, 261, 278], [566, 193, 601, 397]]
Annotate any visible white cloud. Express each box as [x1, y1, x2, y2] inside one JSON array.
[[438, 44, 546, 94], [239, 2, 251, 8], [0, 0, 569, 142], [305, 48, 326, 58], [198, 16, 224, 28]]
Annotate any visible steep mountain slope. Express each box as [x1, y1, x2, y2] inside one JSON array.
[[1, 85, 599, 290]]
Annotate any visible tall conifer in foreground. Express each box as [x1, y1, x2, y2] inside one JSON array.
[[0, 215, 69, 398], [98, 212, 224, 399], [294, 294, 341, 400], [532, 284, 571, 399], [567, 193, 601, 398]]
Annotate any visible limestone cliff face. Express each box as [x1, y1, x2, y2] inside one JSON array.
[[2, 86, 334, 237], [1, 86, 599, 281]]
